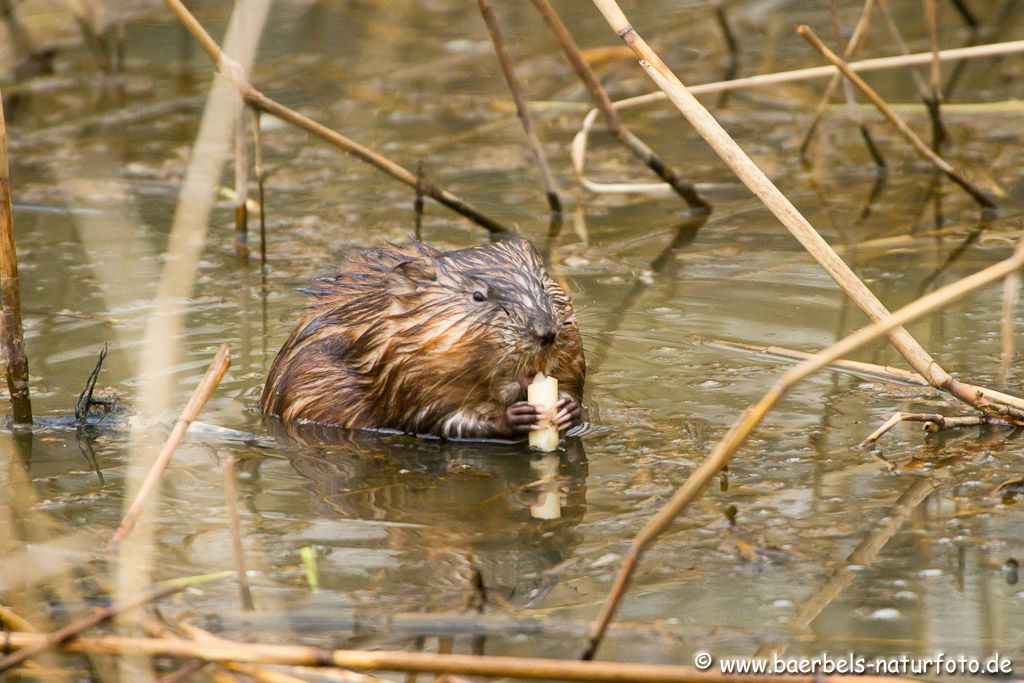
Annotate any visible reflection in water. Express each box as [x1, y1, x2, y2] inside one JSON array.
[[268, 422, 588, 609]]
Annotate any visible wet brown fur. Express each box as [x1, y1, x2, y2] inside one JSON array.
[[261, 238, 585, 438]]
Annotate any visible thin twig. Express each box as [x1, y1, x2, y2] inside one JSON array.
[[161, 0, 511, 234], [223, 455, 254, 611], [0, 88, 32, 425], [947, 0, 978, 29], [109, 344, 231, 549], [528, 0, 709, 212], [797, 26, 994, 208], [251, 109, 267, 269], [477, 0, 561, 213], [0, 583, 184, 672], [0, 630, 917, 683]]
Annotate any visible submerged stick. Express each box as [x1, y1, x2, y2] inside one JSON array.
[[858, 411, 994, 447], [162, 0, 510, 235], [223, 456, 254, 611], [0, 90, 32, 425], [477, 0, 561, 213], [0, 630, 914, 683], [528, 0, 709, 212], [0, 583, 184, 672], [109, 344, 231, 549], [798, 26, 994, 208]]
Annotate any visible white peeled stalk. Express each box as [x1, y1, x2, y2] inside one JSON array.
[[527, 372, 559, 451]]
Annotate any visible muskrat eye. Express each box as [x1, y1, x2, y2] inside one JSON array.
[[472, 291, 487, 302]]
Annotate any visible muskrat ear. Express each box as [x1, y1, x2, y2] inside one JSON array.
[[392, 257, 437, 283]]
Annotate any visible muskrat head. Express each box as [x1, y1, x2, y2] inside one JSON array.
[[390, 237, 574, 405]]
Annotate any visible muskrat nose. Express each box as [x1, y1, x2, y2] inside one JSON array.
[[531, 324, 557, 346]]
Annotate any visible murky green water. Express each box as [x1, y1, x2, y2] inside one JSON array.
[[3, 0, 1024, 677]]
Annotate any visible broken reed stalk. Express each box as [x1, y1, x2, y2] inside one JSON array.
[[0, 631, 914, 683], [477, 0, 562, 213], [858, 411, 994, 447], [797, 26, 994, 208], [222, 455, 255, 611], [923, 0, 947, 149], [0, 90, 32, 425], [583, 230, 1024, 659], [798, 0, 875, 159], [584, 0, 1024, 656], [234, 107, 249, 262], [161, 0, 510, 235], [109, 344, 231, 549], [0, 583, 184, 672], [527, 0, 709, 212]]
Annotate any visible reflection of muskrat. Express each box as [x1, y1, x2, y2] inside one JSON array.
[[261, 238, 585, 439]]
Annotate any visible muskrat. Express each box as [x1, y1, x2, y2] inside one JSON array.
[[261, 237, 585, 439]]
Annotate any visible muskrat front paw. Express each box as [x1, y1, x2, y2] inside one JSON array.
[[553, 394, 580, 430], [505, 400, 550, 434]]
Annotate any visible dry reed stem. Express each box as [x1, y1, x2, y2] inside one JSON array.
[[923, 0, 947, 149], [251, 110, 267, 268], [234, 107, 249, 262], [703, 338, 928, 386], [0, 89, 32, 425], [798, 0, 875, 158], [110, 344, 231, 549], [117, 10, 269, 668], [582, 222, 1024, 658], [797, 26, 994, 208], [528, 0, 709, 211], [0, 631, 915, 683], [161, 0, 510, 235], [572, 39, 1024, 195], [180, 623, 385, 683], [477, 0, 562, 213], [222, 455, 254, 611], [0, 583, 184, 672], [1001, 266, 1019, 383], [597, 39, 1024, 111], [585, 0, 1024, 656], [0, 604, 36, 633]]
